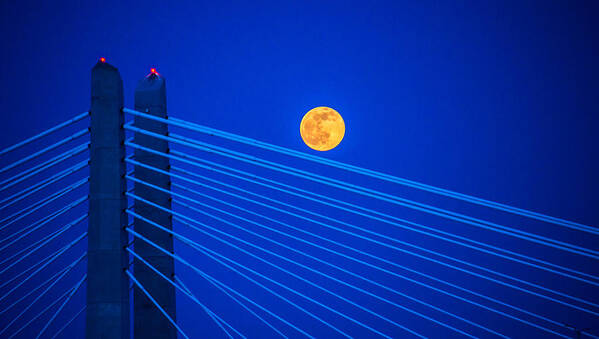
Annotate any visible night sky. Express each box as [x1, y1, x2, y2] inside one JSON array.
[[1, 1, 598, 338]]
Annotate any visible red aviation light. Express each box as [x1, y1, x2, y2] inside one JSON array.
[[147, 68, 160, 77]]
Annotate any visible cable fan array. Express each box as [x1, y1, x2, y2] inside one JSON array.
[[122, 108, 598, 338], [0, 106, 596, 338], [0, 112, 89, 338]]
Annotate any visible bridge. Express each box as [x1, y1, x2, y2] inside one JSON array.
[[0, 60, 596, 338]]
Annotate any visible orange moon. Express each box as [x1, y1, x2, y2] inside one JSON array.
[[300, 107, 345, 151]]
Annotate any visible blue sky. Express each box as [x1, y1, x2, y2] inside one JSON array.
[[1, 1, 597, 337]]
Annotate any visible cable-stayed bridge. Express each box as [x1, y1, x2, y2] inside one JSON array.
[[0, 60, 596, 338]]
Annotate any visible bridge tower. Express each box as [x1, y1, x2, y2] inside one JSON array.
[[87, 62, 175, 338], [132, 70, 177, 339], [87, 61, 130, 338]]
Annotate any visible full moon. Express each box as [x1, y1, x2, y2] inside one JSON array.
[[300, 107, 345, 151]]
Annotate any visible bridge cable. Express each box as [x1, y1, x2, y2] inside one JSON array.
[[0, 192, 88, 251], [130, 143, 599, 287], [0, 232, 87, 304], [123, 109, 596, 234], [0, 194, 87, 254], [126, 203, 422, 339], [171, 127, 599, 256], [128, 227, 318, 338], [176, 272, 293, 338], [0, 242, 78, 295], [169, 117, 593, 234], [133, 206, 464, 338], [172, 276, 237, 339], [0, 176, 88, 232], [127, 270, 190, 339], [0, 128, 89, 175], [0, 254, 86, 317], [0, 142, 89, 192], [0, 252, 86, 336], [183, 229, 418, 339], [0, 112, 88, 157], [202, 154, 599, 290], [0, 160, 89, 211], [0, 213, 87, 276], [125, 125, 598, 259], [0, 264, 72, 317], [125, 154, 599, 315], [0, 246, 62, 291], [164, 180, 578, 337], [49, 305, 86, 339], [7, 273, 87, 339], [134, 140, 599, 288], [0, 221, 75, 267], [0, 194, 84, 249], [159, 143, 599, 285], [127, 248, 241, 339], [36, 273, 87, 339], [128, 176, 507, 338]]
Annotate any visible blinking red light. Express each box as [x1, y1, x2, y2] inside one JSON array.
[[151, 68, 157, 74], [100, 57, 106, 63]]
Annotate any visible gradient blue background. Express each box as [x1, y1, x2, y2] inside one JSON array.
[[0, 1, 597, 338]]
